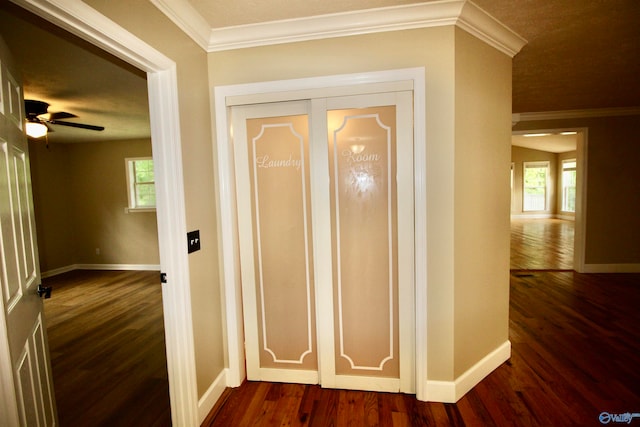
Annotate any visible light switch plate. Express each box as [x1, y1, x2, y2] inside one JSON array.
[[187, 230, 201, 253]]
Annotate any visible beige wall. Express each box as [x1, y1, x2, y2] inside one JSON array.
[[453, 29, 511, 377], [29, 141, 74, 271], [29, 139, 159, 272], [209, 26, 512, 382], [513, 115, 640, 265], [81, 0, 513, 395], [209, 26, 459, 380], [82, 0, 225, 397]]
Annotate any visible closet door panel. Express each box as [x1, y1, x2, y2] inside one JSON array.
[[233, 104, 318, 383], [327, 105, 399, 379]]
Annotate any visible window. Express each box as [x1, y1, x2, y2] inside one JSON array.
[[126, 157, 156, 210], [510, 162, 515, 211], [561, 159, 576, 212], [523, 161, 549, 211]]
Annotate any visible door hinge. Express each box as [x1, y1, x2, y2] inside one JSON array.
[[160, 272, 167, 283]]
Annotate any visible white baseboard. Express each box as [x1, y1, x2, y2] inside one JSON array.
[[40, 265, 77, 278], [510, 213, 553, 219], [425, 340, 511, 403], [41, 263, 161, 278], [555, 214, 575, 221], [198, 369, 228, 424], [511, 214, 575, 221], [582, 263, 640, 273]]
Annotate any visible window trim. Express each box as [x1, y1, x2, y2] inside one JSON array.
[[561, 158, 577, 213], [125, 156, 156, 212], [522, 161, 550, 212]]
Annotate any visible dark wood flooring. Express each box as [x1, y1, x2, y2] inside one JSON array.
[[43, 222, 639, 426], [43, 269, 171, 427], [203, 219, 639, 426], [204, 271, 640, 426]]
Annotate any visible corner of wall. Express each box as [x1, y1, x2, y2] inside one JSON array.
[[424, 340, 511, 403], [198, 369, 228, 424]]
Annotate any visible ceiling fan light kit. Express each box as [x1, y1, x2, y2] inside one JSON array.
[[24, 99, 105, 140], [26, 120, 48, 138]]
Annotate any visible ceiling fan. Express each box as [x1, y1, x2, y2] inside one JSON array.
[[25, 99, 105, 139]]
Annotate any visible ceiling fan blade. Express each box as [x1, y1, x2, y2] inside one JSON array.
[[49, 120, 104, 131], [48, 111, 77, 120]]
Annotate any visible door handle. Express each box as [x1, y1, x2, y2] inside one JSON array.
[[37, 284, 52, 299]]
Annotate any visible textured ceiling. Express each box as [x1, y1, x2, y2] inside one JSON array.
[[0, 2, 150, 143], [512, 133, 577, 154], [0, 0, 638, 146], [187, 0, 640, 113], [473, 0, 640, 112]]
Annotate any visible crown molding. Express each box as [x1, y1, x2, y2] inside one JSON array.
[[151, 1, 526, 56], [513, 106, 640, 123], [15, 0, 174, 70], [149, 0, 211, 50]]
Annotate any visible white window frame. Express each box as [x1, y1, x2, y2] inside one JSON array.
[[510, 162, 515, 212], [561, 159, 576, 213], [522, 161, 549, 212], [125, 157, 156, 212]]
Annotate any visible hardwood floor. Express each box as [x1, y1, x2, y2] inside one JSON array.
[[43, 270, 171, 427], [41, 222, 633, 426], [204, 219, 638, 426], [510, 218, 574, 270], [204, 271, 640, 426]]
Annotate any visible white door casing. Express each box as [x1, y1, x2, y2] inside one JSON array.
[[231, 91, 416, 393]]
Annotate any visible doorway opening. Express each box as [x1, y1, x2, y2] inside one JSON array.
[[510, 128, 587, 272], [0, 4, 170, 424], [1, 1, 197, 425]]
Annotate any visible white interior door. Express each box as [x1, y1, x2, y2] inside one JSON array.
[[233, 91, 414, 393], [0, 36, 58, 426]]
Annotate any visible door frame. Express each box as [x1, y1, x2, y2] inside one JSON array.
[[2, 0, 198, 425], [213, 67, 428, 399], [511, 127, 588, 272]]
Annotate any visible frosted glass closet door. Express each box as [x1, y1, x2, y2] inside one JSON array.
[[232, 92, 414, 393], [232, 102, 318, 384], [316, 92, 415, 393]]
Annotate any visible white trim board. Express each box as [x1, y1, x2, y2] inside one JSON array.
[[198, 369, 227, 425], [425, 341, 511, 403], [510, 214, 575, 221], [41, 264, 161, 278], [9, 1, 198, 425], [213, 67, 428, 400], [555, 214, 575, 221], [151, 0, 526, 57], [583, 264, 640, 273], [510, 214, 554, 220], [513, 107, 640, 123]]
